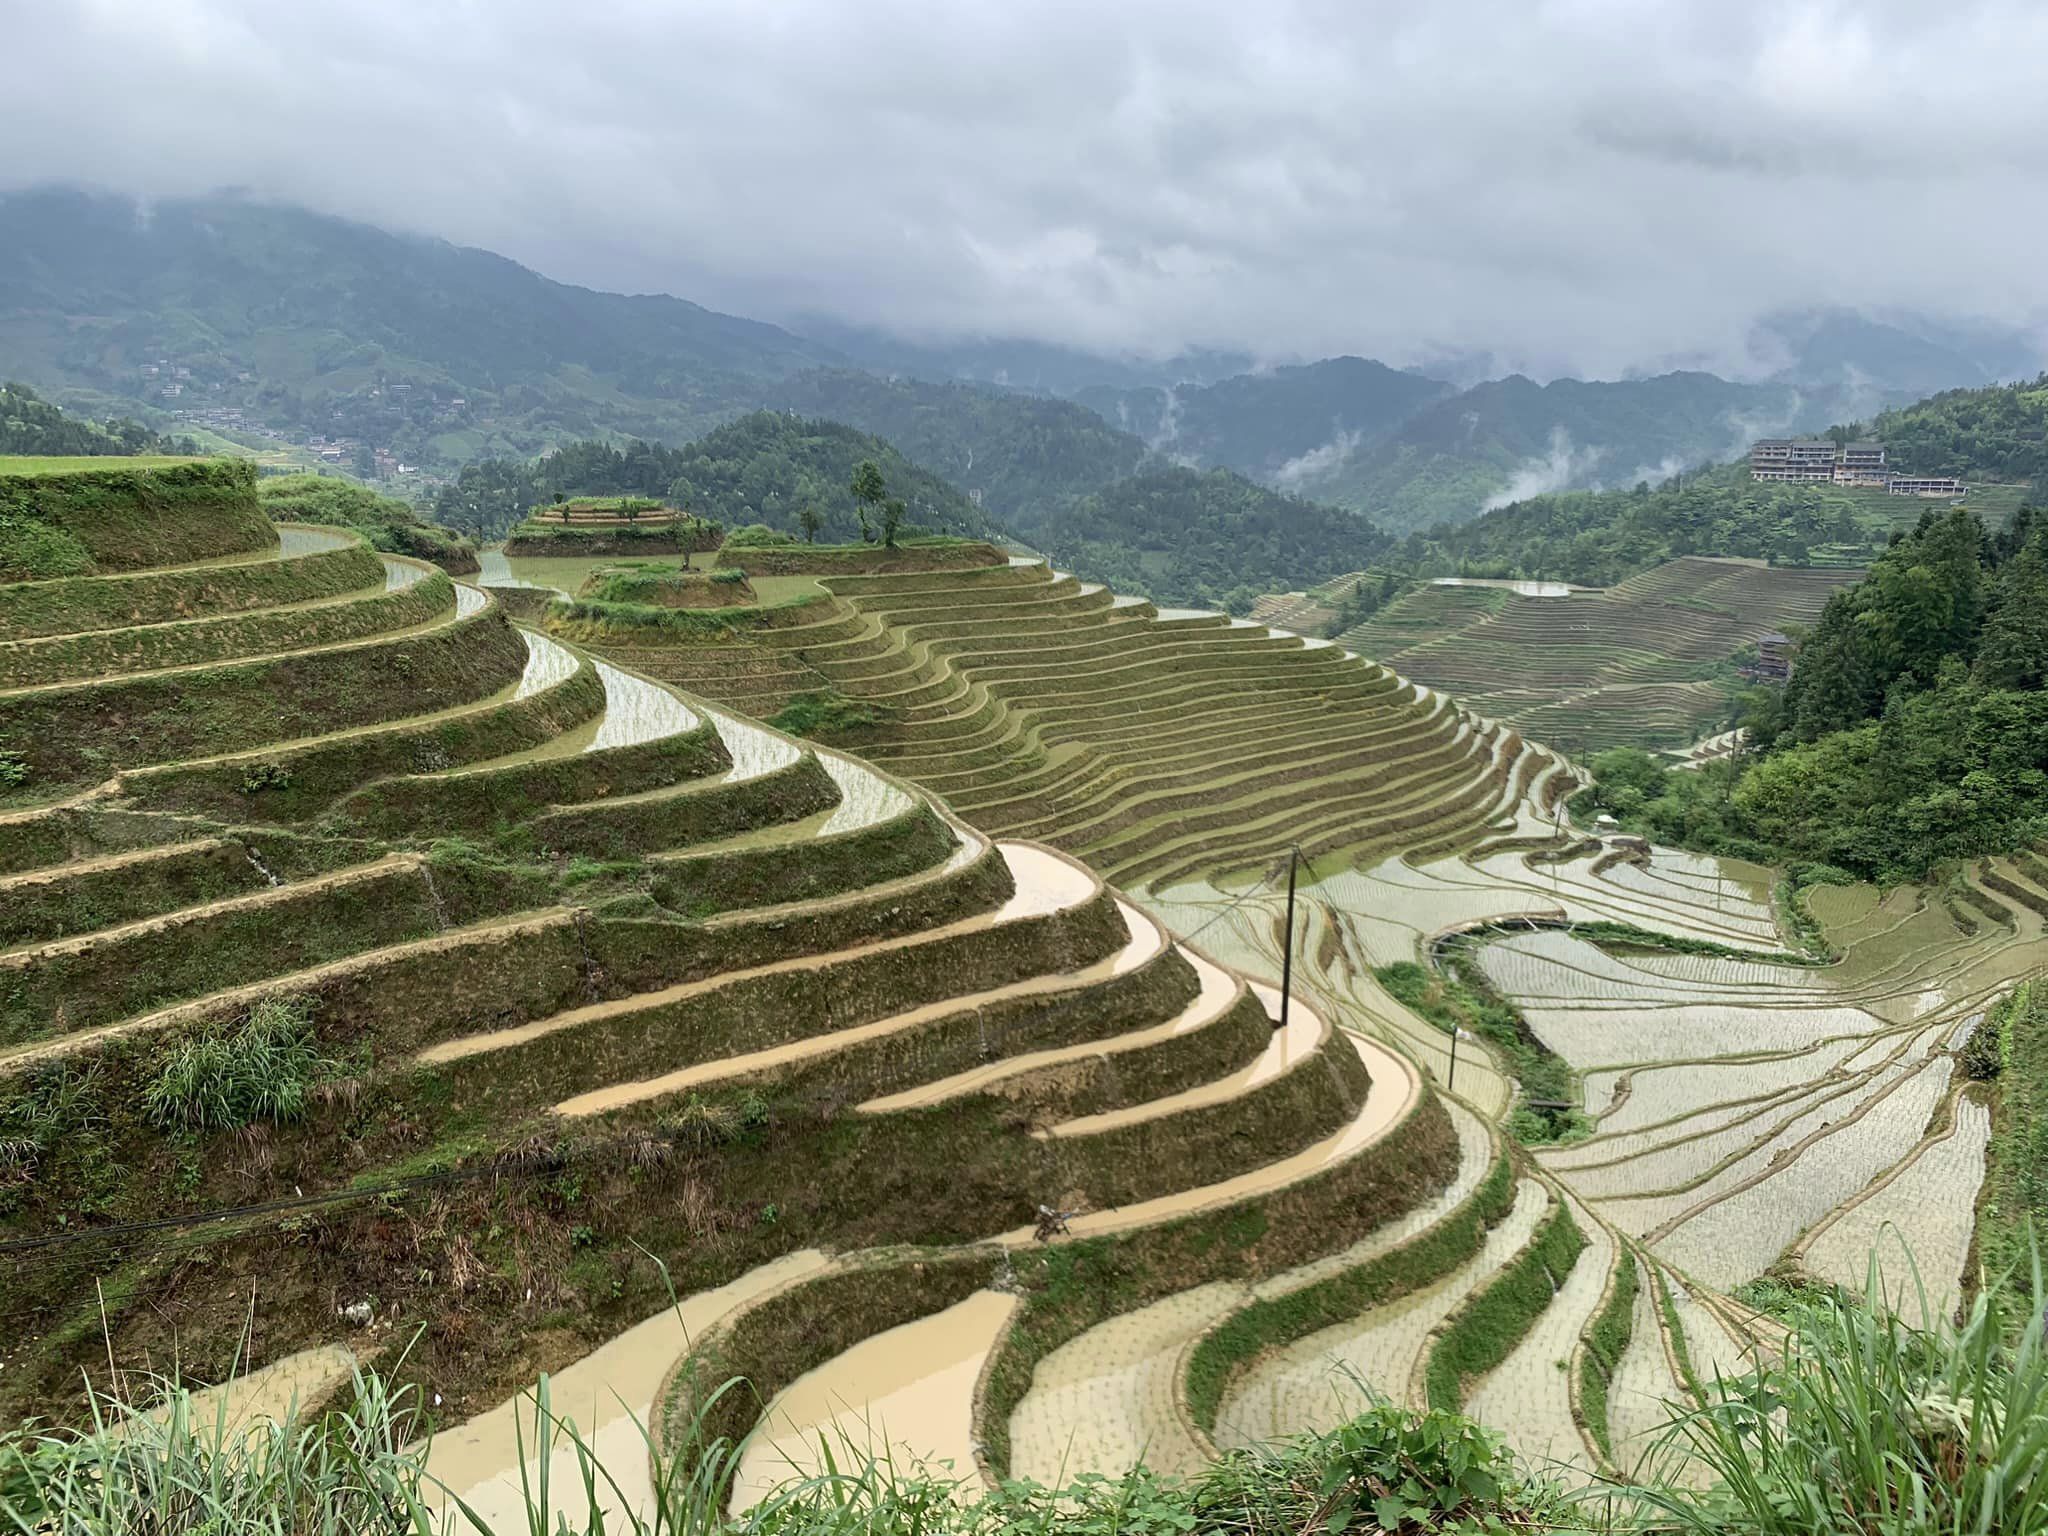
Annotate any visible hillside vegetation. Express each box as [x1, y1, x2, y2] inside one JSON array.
[[1577, 504, 2048, 879], [1, 380, 196, 458], [1028, 466, 1389, 610], [1315, 371, 1806, 534], [1870, 373, 2048, 484], [435, 412, 999, 546], [764, 368, 1147, 526], [1075, 356, 1450, 483], [1386, 464, 1964, 587], [258, 472, 479, 573], [0, 190, 839, 470]]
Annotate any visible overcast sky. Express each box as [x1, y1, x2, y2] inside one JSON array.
[[7, 0, 2047, 376]]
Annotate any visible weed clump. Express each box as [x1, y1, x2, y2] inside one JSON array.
[[770, 687, 882, 741], [143, 996, 332, 1133], [239, 760, 293, 794]]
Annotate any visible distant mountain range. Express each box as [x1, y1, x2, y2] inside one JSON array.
[[0, 187, 2037, 540]]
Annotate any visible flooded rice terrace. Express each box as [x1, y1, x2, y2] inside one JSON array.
[[288, 543, 2029, 1500]]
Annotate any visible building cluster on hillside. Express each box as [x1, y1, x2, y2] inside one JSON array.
[[1749, 439, 1965, 498], [1751, 631, 1794, 683]]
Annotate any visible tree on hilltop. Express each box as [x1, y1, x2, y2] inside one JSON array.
[[850, 459, 885, 544]]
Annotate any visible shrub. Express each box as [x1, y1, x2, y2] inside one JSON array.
[[142, 997, 332, 1133], [239, 761, 294, 794], [658, 1090, 770, 1150], [721, 523, 797, 548], [769, 688, 882, 740], [0, 751, 28, 788], [709, 566, 748, 585]]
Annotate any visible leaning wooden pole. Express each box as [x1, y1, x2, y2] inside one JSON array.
[[1278, 844, 1298, 1032]]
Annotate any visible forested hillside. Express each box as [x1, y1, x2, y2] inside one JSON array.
[[433, 412, 997, 546], [1871, 374, 2048, 484], [1578, 504, 2048, 879], [1026, 466, 1388, 611], [0, 380, 194, 457], [1393, 465, 1875, 586], [762, 370, 1145, 525], [1315, 370, 1807, 533], [1379, 377, 2048, 587], [1075, 357, 1449, 483], [0, 189, 840, 470]]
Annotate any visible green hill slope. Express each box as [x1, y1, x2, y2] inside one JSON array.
[[1029, 466, 1390, 609], [1869, 374, 2048, 484], [0, 189, 841, 468], [762, 369, 1147, 526], [1076, 357, 1451, 483], [1314, 371, 1805, 534], [0, 380, 196, 458], [433, 412, 1002, 545]]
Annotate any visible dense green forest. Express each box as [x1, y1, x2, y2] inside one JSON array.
[[1394, 465, 1873, 585], [1027, 466, 1388, 611], [763, 369, 1145, 526], [0, 381, 195, 458], [1871, 374, 2048, 484], [1576, 505, 2048, 880], [433, 412, 998, 546]]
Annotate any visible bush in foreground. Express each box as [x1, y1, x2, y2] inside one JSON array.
[[3, 1258, 2043, 1534]]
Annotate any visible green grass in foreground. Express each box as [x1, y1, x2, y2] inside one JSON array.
[[5, 1258, 2042, 1534], [1975, 980, 2048, 1305], [0, 454, 204, 476]]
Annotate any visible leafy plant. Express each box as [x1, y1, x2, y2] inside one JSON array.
[[1627, 1250, 2048, 1536], [0, 751, 28, 788], [769, 688, 882, 741], [239, 760, 294, 793], [142, 996, 332, 1133]]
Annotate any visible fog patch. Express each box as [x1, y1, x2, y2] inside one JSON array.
[[1717, 394, 1804, 463], [1624, 454, 1691, 488], [1482, 427, 1606, 510], [1272, 425, 1363, 490], [1145, 385, 1201, 467]]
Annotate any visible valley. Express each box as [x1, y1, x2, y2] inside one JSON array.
[[0, 393, 2040, 1533]]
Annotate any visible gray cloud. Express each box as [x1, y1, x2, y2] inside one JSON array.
[[6, 0, 2048, 376]]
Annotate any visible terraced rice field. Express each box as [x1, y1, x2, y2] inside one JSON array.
[[1127, 837, 2029, 1478], [524, 554, 1556, 889], [0, 468, 1472, 1521], [1337, 556, 1861, 751], [2, 488, 2020, 1513]]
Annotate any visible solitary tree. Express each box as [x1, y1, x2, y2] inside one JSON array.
[[622, 499, 640, 526], [881, 496, 905, 549], [798, 504, 824, 544], [850, 460, 886, 544]]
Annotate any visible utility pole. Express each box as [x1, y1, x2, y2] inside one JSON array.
[[1278, 845, 1298, 1033], [1448, 1026, 1474, 1094]]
